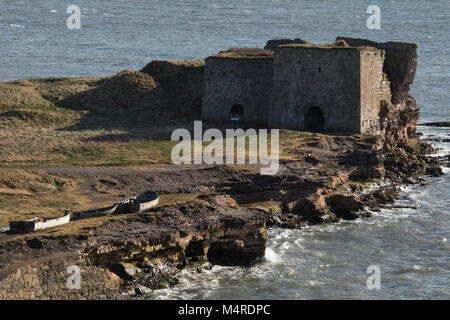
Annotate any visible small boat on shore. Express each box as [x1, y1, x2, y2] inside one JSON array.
[[0, 226, 10, 233], [117, 191, 159, 213], [71, 203, 118, 220], [133, 191, 159, 213], [9, 211, 71, 233], [71, 190, 159, 220]]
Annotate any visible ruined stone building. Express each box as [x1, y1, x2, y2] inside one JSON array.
[[201, 36, 417, 135]]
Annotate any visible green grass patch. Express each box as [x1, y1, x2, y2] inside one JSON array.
[[0, 107, 79, 127]]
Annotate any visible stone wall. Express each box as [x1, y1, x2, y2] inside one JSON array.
[[200, 37, 418, 136], [270, 46, 362, 133], [336, 37, 417, 105], [336, 37, 420, 145], [201, 53, 273, 125], [360, 48, 390, 134]]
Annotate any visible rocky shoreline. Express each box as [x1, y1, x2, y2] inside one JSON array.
[[0, 37, 447, 300], [0, 135, 445, 299]]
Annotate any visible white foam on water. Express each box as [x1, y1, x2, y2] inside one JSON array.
[[360, 180, 391, 194], [371, 208, 411, 222], [264, 247, 281, 263], [305, 280, 324, 287], [412, 265, 433, 272], [293, 239, 304, 248], [279, 241, 292, 254], [419, 126, 450, 159], [431, 148, 450, 158]]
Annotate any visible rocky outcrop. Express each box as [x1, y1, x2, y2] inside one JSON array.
[[287, 192, 339, 225], [0, 255, 121, 300], [379, 94, 421, 146], [275, 191, 365, 226], [86, 202, 268, 268], [325, 193, 365, 220], [419, 121, 450, 127], [0, 201, 267, 299]]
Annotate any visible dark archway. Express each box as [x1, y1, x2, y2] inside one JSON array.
[[229, 104, 244, 118], [229, 104, 244, 127], [305, 106, 324, 132]]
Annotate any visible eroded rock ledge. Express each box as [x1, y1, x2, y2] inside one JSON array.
[[0, 203, 267, 299]]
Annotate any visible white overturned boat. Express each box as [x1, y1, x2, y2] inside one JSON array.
[[9, 211, 70, 233]]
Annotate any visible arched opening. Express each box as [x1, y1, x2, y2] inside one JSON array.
[[305, 106, 325, 132], [229, 104, 244, 127], [229, 104, 244, 118]]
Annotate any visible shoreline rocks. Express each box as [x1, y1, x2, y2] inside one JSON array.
[[0, 138, 444, 299]]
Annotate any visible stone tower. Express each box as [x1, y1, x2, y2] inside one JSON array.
[[269, 43, 389, 134]]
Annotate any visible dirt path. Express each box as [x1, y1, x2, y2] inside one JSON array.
[[11, 164, 210, 176]]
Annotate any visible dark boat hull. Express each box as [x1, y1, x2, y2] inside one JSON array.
[[72, 204, 118, 220]]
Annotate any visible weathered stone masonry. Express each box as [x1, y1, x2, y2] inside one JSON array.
[[201, 49, 274, 125], [201, 37, 417, 136], [271, 45, 366, 133]]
